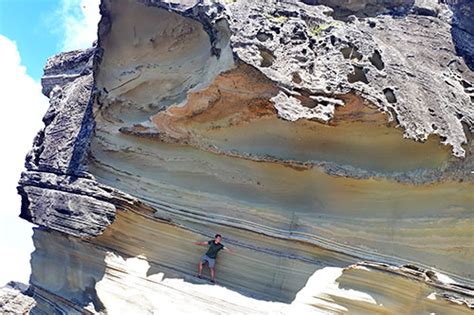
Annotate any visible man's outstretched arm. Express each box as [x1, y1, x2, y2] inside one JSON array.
[[223, 246, 235, 253], [194, 241, 208, 246]]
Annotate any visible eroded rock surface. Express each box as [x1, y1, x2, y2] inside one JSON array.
[[0, 282, 35, 314], [15, 0, 474, 314]]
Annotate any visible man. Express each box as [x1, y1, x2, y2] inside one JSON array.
[[194, 234, 234, 283]]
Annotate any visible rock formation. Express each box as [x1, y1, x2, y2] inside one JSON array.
[[0, 282, 35, 314], [7, 0, 474, 314]]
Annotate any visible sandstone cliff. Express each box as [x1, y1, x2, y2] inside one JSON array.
[[7, 0, 474, 314]]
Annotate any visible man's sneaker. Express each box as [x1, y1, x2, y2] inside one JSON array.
[[197, 274, 203, 279], [210, 279, 216, 284]]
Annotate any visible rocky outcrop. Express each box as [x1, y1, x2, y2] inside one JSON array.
[[0, 282, 35, 314], [15, 0, 474, 314], [41, 47, 95, 97]]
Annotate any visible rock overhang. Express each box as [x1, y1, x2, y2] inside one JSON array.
[[87, 0, 474, 293], [94, 0, 474, 160]]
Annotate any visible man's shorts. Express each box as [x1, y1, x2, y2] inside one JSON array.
[[201, 255, 216, 268]]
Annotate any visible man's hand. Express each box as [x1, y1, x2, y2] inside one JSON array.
[[194, 241, 208, 246], [223, 246, 235, 253]]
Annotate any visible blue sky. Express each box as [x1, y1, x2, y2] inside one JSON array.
[[0, 0, 100, 80], [0, 0, 100, 286], [0, 0, 63, 80]]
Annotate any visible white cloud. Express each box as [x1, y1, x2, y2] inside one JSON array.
[[58, 0, 101, 51], [0, 35, 49, 286], [0, 0, 100, 288]]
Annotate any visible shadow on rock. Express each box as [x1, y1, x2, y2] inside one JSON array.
[[446, 0, 474, 70]]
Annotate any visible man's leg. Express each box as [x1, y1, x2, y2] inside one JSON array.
[[210, 267, 216, 282], [198, 259, 203, 277], [208, 258, 216, 282]]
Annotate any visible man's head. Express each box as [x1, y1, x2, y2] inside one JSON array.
[[214, 234, 222, 243]]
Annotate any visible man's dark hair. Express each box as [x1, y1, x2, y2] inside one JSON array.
[[215, 234, 222, 238]]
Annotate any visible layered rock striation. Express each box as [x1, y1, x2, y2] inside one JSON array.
[[12, 0, 474, 314]]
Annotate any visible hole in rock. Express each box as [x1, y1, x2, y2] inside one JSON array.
[[460, 80, 472, 89], [347, 66, 369, 84], [369, 50, 385, 70], [445, 80, 455, 88], [292, 29, 308, 41], [292, 72, 302, 84], [256, 32, 273, 42], [259, 47, 275, 68], [295, 96, 318, 108], [270, 26, 281, 34], [274, 9, 298, 18], [340, 46, 363, 61], [295, 55, 308, 63], [383, 88, 397, 103]]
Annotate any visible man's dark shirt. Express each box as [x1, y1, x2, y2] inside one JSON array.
[[205, 240, 224, 259]]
